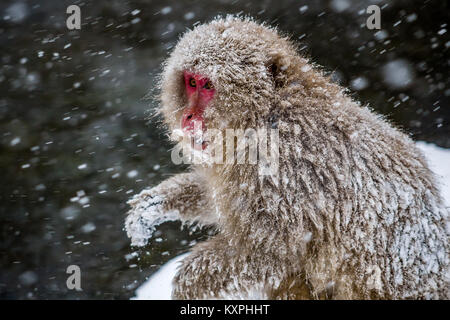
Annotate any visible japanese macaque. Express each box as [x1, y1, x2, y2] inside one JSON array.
[[125, 16, 449, 299]]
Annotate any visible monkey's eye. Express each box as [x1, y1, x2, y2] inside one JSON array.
[[189, 78, 196, 87], [203, 81, 213, 90]]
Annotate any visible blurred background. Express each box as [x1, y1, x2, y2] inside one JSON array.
[[0, 0, 448, 299]]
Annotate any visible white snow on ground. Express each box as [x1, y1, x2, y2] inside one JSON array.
[[417, 141, 450, 204], [132, 253, 189, 300], [132, 142, 450, 300]]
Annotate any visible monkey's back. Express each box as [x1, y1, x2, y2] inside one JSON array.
[[274, 92, 449, 299]]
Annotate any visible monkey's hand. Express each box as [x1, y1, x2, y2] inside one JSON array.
[[125, 172, 215, 247], [124, 190, 176, 247]]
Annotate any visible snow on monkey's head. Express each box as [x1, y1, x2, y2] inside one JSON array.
[[159, 16, 302, 146]]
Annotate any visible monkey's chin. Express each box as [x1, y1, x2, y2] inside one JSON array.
[[172, 128, 207, 149], [183, 129, 208, 151], [191, 139, 208, 151]]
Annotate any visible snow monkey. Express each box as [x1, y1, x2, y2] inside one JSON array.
[[125, 16, 449, 299]]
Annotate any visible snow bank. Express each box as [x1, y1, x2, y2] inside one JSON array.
[[132, 253, 189, 300], [132, 142, 450, 300], [417, 142, 450, 204]]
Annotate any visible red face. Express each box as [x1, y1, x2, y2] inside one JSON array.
[[181, 71, 215, 138]]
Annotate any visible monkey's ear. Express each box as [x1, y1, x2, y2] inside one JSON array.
[[267, 54, 287, 89]]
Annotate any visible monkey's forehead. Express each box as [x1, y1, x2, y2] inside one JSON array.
[[164, 17, 281, 82]]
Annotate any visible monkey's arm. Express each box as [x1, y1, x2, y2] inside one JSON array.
[[173, 235, 275, 299], [125, 172, 216, 246]]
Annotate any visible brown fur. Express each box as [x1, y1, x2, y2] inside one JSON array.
[[128, 16, 449, 299]]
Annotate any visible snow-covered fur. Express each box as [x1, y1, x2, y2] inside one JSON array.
[[126, 16, 449, 299]]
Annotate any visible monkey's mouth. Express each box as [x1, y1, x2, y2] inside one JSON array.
[[181, 109, 208, 150]]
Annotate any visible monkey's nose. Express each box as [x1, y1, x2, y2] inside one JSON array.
[[181, 108, 205, 135]]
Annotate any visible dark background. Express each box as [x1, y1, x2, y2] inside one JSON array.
[[0, 0, 448, 299]]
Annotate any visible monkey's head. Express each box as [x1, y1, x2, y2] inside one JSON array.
[[159, 16, 303, 149]]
